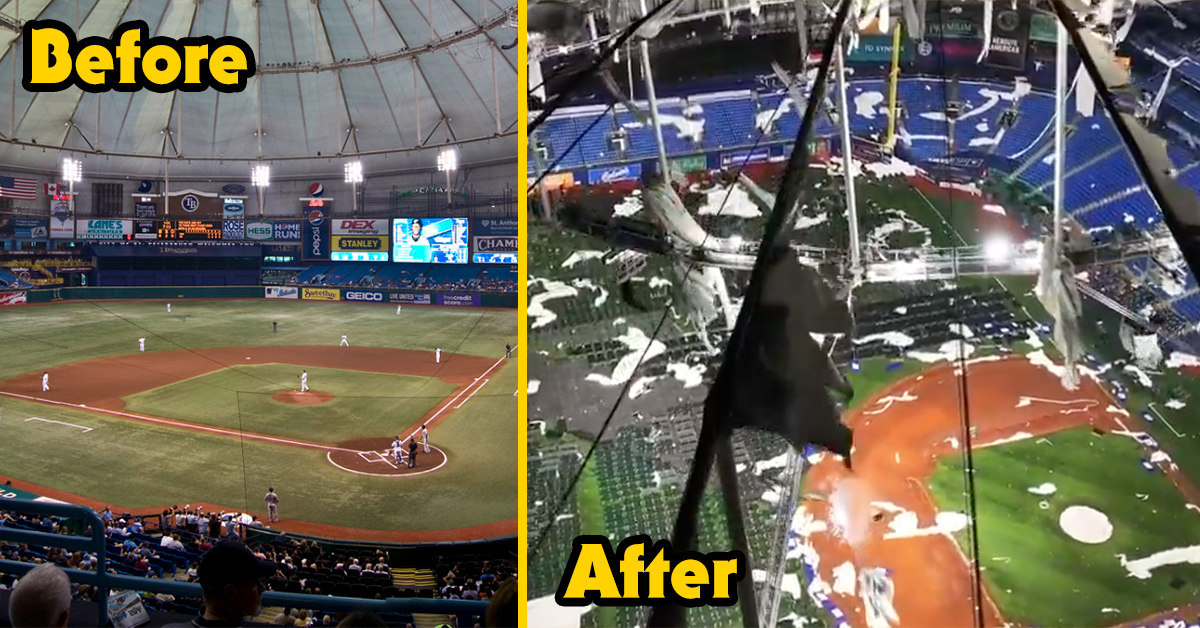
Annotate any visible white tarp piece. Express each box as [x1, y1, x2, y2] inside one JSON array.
[[1035, 242, 1084, 390]]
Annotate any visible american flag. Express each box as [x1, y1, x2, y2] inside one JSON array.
[[0, 176, 37, 200]]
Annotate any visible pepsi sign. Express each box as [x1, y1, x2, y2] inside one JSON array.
[[309, 182, 325, 197], [587, 163, 642, 185], [274, 221, 301, 242], [302, 208, 329, 260]]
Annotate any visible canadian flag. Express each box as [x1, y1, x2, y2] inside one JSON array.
[[45, 183, 58, 196]]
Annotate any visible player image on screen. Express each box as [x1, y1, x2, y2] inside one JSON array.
[[392, 218, 468, 264]]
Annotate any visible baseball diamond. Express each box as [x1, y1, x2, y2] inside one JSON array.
[[0, 299, 518, 542]]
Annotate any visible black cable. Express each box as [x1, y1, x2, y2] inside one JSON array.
[[527, 103, 617, 195], [527, 0, 681, 136], [928, 6, 987, 627], [528, 48, 819, 558]]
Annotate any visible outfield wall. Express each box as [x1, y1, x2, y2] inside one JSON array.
[[4, 286, 517, 308]]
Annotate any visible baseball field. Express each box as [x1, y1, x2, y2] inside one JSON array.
[[0, 298, 518, 542]]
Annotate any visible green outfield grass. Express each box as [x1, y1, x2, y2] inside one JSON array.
[[0, 360, 516, 532], [120, 364, 457, 443], [927, 427, 1200, 627], [0, 299, 517, 536], [0, 299, 516, 382]]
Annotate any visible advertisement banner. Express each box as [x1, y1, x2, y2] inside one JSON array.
[[265, 286, 299, 299], [474, 236, 518, 255], [472, 218, 518, 237], [911, 38, 985, 71], [923, 17, 981, 40], [670, 154, 708, 174], [76, 220, 132, 240], [722, 148, 771, 168], [134, 202, 158, 240], [985, 4, 1030, 70], [542, 172, 575, 190], [274, 221, 301, 242], [302, 208, 329, 261], [916, 154, 988, 184], [223, 220, 244, 240], [332, 219, 386, 235], [246, 221, 274, 240], [302, 287, 340, 301], [438, 293, 482, 307], [50, 199, 73, 239], [847, 35, 907, 63], [222, 202, 245, 220], [586, 163, 642, 185], [0, 217, 48, 240], [331, 235, 389, 262], [0, 291, 27, 306], [390, 292, 432, 305], [1029, 11, 1056, 44], [342, 290, 386, 303]]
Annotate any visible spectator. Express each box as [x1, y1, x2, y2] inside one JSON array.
[[163, 541, 277, 628], [7, 563, 71, 628], [485, 577, 517, 628], [336, 612, 387, 627]]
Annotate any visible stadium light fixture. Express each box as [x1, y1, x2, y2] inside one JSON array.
[[437, 148, 457, 205], [984, 234, 1013, 263], [344, 161, 363, 183], [63, 158, 82, 183], [251, 164, 270, 187], [437, 148, 457, 172]]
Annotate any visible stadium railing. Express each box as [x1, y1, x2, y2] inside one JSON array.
[[0, 499, 489, 627]]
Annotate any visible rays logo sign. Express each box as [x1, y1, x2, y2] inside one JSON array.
[[22, 21, 255, 93]]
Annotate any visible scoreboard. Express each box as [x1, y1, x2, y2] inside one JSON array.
[[157, 220, 223, 241]]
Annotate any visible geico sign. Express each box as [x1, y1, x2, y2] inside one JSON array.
[[344, 291, 384, 302], [335, 219, 381, 234]]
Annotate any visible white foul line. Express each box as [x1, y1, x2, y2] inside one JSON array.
[[1147, 402, 1185, 438], [25, 417, 92, 433], [422, 350, 512, 430], [0, 390, 359, 454], [455, 379, 489, 409]]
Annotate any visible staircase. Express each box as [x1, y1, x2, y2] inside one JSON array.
[[391, 566, 437, 589]]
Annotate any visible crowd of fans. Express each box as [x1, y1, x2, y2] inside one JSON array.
[[291, 266, 517, 293], [1, 502, 518, 627]]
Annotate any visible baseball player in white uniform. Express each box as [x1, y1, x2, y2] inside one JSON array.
[[42, 371, 49, 392], [422, 426, 430, 453], [435, 348, 441, 363], [139, 338, 145, 352], [299, 370, 309, 392], [167, 303, 171, 313], [264, 488, 279, 523], [392, 441, 403, 466], [340, 335, 349, 347], [396, 304, 402, 314]]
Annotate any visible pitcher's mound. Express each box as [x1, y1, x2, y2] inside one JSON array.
[[273, 390, 334, 405]]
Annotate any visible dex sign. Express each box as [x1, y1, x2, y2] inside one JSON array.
[[333, 219, 384, 235]]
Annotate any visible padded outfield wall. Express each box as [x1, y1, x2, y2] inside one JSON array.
[[4, 286, 516, 308]]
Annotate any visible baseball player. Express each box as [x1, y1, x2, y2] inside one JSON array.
[[505, 344, 512, 358], [273, 321, 277, 333], [139, 338, 145, 352], [392, 440, 403, 466], [396, 304, 402, 315], [42, 371, 49, 392], [422, 426, 430, 453], [299, 370, 309, 392], [264, 488, 279, 523], [166, 303, 171, 313], [340, 335, 349, 347], [435, 348, 441, 364]]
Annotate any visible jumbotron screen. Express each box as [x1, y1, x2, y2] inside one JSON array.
[[157, 220, 222, 240], [391, 218, 468, 264]]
